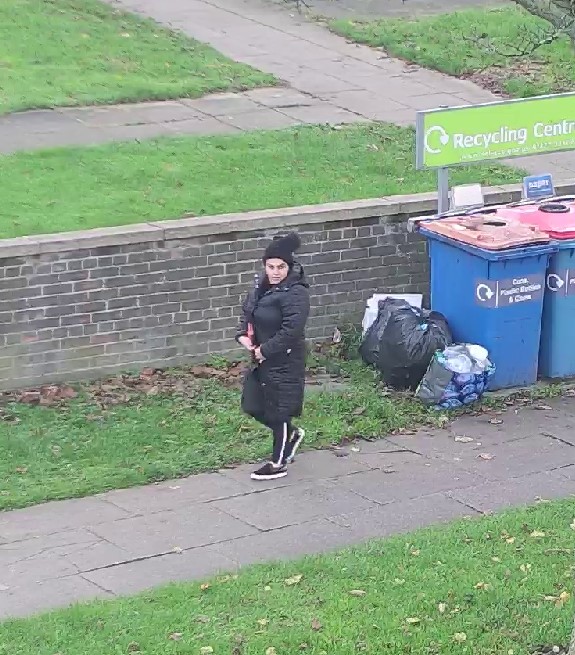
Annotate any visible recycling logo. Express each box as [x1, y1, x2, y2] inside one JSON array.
[[424, 126, 450, 154]]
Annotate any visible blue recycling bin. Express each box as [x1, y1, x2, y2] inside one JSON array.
[[539, 241, 575, 378], [420, 228, 555, 390]]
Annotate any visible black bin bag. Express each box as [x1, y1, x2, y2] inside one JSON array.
[[359, 298, 407, 366], [377, 303, 452, 391]]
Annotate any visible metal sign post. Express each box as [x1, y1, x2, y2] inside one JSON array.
[[437, 167, 449, 214]]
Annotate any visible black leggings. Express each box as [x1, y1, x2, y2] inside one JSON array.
[[254, 416, 293, 466]]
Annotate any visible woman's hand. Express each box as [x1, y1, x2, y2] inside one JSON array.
[[238, 336, 254, 351], [254, 347, 265, 363]]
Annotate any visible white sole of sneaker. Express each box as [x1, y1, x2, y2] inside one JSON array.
[[287, 428, 305, 464], [250, 470, 288, 481]]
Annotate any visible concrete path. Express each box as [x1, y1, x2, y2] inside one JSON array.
[[1, 396, 574, 620], [280, 0, 508, 20], [2, 0, 573, 181], [0, 89, 362, 155]]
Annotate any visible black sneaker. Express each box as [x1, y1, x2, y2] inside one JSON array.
[[250, 462, 288, 481], [285, 428, 305, 464]]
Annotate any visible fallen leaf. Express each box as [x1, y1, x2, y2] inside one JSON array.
[[520, 563, 532, 573], [311, 618, 323, 631], [349, 589, 367, 596], [15, 466, 28, 474], [258, 619, 270, 627], [491, 557, 501, 563], [410, 549, 420, 556], [127, 643, 141, 653], [477, 453, 495, 460], [196, 615, 210, 624], [405, 617, 420, 624], [453, 632, 467, 643], [200, 648, 214, 655], [571, 518, 575, 531], [264, 585, 272, 592], [168, 633, 182, 641], [506, 537, 516, 544], [284, 574, 303, 586], [556, 591, 570, 607], [438, 602, 447, 614], [266, 648, 277, 655], [172, 546, 183, 554], [489, 418, 503, 425], [454, 436, 473, 443], [530, 530, 546, 538], [534, 404, 552, 411], [394, 578, 406, 585], [475, 581, 490, 590], [200, 583, 210, 591]]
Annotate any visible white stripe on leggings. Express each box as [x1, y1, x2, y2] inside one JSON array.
[[274, 422, 288, 467]]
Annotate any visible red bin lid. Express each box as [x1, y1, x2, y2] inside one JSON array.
[[420, 213, 550, 250], [498, 202, 575, 240]]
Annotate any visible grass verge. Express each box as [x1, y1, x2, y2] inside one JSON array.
[[0, 0, 274, 114], [1, 123, 521, 239], [0, 356, 445, 511], [330, 6, 575, 98], [0, 498, 573, 653]]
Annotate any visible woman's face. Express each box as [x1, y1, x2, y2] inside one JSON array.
[[265, 258, 289, 285]]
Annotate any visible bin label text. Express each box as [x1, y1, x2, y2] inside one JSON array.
[[546, 269, 575, 296], [475, 274, 545, 308]]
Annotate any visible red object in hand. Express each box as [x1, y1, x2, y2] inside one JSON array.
[[247, 322, 254, 344]]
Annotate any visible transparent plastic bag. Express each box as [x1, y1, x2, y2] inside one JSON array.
[[416, 343, 495, 409]]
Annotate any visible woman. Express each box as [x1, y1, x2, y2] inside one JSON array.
[[236, 232, 310, 481]]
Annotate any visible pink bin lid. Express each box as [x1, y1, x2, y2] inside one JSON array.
[[498, 202, 575, 240], [421, 213, 550, 250]]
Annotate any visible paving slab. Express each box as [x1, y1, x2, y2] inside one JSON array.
[[0, 528, 100, 566], [447, 470, 575, 513], [89, 505, 258, 558], [0, 497, 130, 541], [338, 454, 487, 504], [328, 492, 477, 538], [60, 101, 203, 126], [83, 546, 237, 595], [217, 108, 301, 130], [211, 517, 360, 565], [0, 574, 112, 620], [559, 464, 575, 480], [213, 479, 377, 530], [101, 472, 252, 514], [446, 435, 575, 482]]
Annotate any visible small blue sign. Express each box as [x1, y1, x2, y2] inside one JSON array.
[[522, 174, 554, 200]]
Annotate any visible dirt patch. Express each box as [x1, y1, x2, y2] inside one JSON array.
[[464, 59, 569, 97], [0, 362, 345, 412]]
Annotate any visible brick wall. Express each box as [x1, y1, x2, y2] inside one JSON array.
[[0, 184, 563, 390]]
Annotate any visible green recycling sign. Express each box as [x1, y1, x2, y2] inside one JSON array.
[[416, 92, 575, 169]]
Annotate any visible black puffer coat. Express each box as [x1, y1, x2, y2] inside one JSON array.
[[237, 264, 310, 424]]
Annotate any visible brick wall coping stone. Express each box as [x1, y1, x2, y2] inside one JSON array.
[[2, 182, 574, 258]]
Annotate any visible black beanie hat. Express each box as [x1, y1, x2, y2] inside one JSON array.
[[263, 232, 301, 266]]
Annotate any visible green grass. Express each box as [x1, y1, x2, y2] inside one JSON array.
[[0, 0, 274, 114], [0, 123, 521, 239], [330, 6, 575, 98], [0, 498, 573, 654], [0, 358, 445, 511]]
